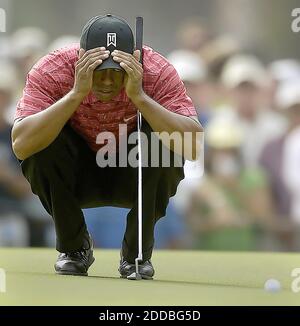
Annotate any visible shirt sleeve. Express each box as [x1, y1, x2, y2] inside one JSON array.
[[152, 63, 197, 117], [14, 60, 62, 121]]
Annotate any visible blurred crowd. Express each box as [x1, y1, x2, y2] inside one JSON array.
[[1, 16, 300, 251]]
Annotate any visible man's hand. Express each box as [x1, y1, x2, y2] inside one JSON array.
[[111, 50, 144, 102], [72, 47, 110, 98]]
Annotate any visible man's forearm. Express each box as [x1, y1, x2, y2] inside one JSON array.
[[12, 90, 84, 160], [132, 93, 203, 160]]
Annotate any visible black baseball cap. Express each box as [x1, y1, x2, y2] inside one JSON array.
[[80, 14, 134, 71]]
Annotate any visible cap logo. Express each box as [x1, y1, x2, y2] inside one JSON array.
[[107, 33, 117, 47]]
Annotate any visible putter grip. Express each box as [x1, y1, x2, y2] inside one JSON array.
[[136, 16, 143, 65]]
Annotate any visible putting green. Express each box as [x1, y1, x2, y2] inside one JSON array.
[[0, 248, 299, 305]]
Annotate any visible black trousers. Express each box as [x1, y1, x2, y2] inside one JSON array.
[[20, 121, 184, 262]]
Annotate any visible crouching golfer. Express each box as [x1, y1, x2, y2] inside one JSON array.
[[12, 14, 202, 279]]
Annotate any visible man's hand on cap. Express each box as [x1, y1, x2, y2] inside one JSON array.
[[111, 50, 144, 102], [72, 47, 110, 99]]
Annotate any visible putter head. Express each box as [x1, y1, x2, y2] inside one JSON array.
[[126, 257, 143, 280], [127, 272, 142, 280]]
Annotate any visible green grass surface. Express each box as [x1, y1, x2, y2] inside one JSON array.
[[0, 248, 299, 305]]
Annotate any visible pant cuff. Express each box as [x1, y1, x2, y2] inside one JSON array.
[[122, 240, 153, 263], [56, 225, 88, 253]]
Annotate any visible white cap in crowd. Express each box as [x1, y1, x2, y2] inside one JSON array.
[[167, 50, 207, 83], [221, 54, 268, 89], [10, 27, 48, 59], [206, 114, 244, 149], [268, 59, 300, 84], [276, 80, 300, 110]]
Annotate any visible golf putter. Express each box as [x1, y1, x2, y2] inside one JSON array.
[[127, 16, 144, 281]]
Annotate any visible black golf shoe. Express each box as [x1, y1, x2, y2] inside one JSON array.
[[54, 234, 95, 276], [118, 256, 155, 280]]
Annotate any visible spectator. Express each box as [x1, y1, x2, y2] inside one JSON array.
[[10, 27, 48, 77], [260, 81, 300, 250], [6, 27, 49, 124], [0, 60, 30, 246], [267, 59, 300, 112], [168, 49, 210, 126], [167, 49, 205, 226], [200, 35, 240, 82], [220, 54, 287, 167], [186, 115, 274, 250]]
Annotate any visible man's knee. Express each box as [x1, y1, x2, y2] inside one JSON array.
[[20, 127, 79, 183], [20, 147, 58, 195], [21, 136, 63, 176]]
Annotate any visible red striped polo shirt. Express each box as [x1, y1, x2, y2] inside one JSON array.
[[15, 44, 197, 152]]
